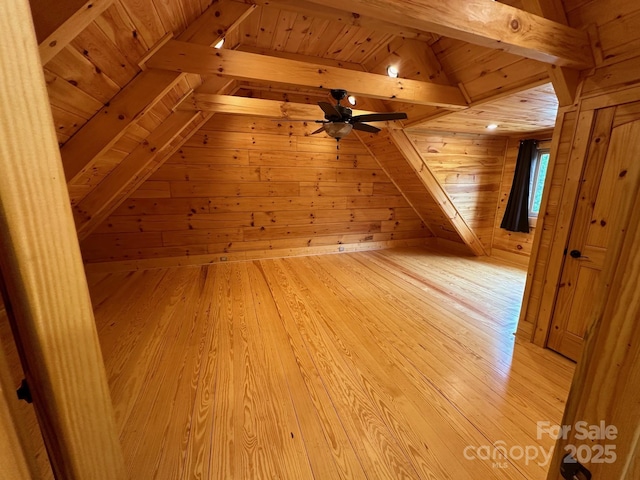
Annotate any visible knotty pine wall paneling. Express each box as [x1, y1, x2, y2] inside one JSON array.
[[81, 114, 430, 263], [564, 0, 640, 97], [408, 131, 508, 253]]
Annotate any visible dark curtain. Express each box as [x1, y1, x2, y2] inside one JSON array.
[[501, 139, 538, 233]]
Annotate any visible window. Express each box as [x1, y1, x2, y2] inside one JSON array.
[[529, 148, 550, 218]]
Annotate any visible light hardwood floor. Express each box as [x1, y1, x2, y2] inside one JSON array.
[[2, 247, 575, 479]]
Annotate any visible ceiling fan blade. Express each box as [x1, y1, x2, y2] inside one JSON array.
[[352, 123, 381, 133], [351, 112, 408, 123], [318, 101, 341, 118], [311, 125, 326, 135]]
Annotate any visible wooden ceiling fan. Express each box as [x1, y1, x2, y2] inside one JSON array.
[[311, 89, 407, 140]]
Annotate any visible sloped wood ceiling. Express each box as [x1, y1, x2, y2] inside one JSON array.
[[28, 0, 586, 263]]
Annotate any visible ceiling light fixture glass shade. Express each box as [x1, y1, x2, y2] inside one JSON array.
[[347, 95, 357, 106], [486, 124, 499, 130], [324, 122, 353, 139], [214, 38, 225, 49], [387, 65, 399, 78]]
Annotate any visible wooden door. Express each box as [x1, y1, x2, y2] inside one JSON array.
[[548, 103, 640, 360]]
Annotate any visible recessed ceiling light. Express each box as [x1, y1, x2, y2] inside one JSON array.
[[214, 38, 225, 49], [347, 95, 357, 106], [486, 124, 499, 130], [387, 65, 399, 78]]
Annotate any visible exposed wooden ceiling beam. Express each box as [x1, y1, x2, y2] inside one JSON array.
[[297, 0, 594, 69], [38, 0, 115, 65], [521, 0, 581, 106], [237, 44, 366, 71], [60, 0, 256, 184], [232, 45, 398, 114], [62, 68, 182, 182], [178, 94, 377, 119], [147, 40, 469, 108]]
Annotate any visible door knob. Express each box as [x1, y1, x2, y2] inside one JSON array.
[[569, 249, 584, 259]]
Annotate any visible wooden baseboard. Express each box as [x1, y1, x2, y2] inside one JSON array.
[[490, 248, 531, 268], [515, 320, 534, 341], [84, 238, 431, 274]]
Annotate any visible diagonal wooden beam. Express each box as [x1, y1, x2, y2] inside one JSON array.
[[74, 111, 209, 239], [359, 128, 487, 255], [299, 0, 594, 69], [38, 0, 115, 65], [74, 111, 199, 235], [521, 0, 581, 106], [62, 68, 182, 182], [60, 0, 256, 184], [178, 93, 377, 119], [389, 129, 487, 255], [74, 77, 239, 239], [147, 40, 469, 108]]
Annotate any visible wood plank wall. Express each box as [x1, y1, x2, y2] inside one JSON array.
[[430, 37, 548, 102], [566, 0, 640, 97], [81, 114, 430, 263], [408, 131, 507, 253]]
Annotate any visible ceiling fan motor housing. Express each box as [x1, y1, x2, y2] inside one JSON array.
[[330, 89, 349, 103], [324, 104, 352, 121], [313, 89, 408, 140]]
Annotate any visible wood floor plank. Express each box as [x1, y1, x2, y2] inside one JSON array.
[[119, 270, 209, 478], [248, 261, 367, 480], [353, 250, 573, 407], [298, 254, 554, 479], [208, 264, 235, 479], [242, 263, 316, 480], [259, 259, 422, 479], [1, 247, 575, 479], [281, 255, 526, 480]]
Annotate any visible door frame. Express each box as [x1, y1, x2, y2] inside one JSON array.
[[527, 85, 640, 349]]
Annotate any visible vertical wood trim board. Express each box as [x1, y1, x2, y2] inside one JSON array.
[[516, 110, 571, 337], [0, 1, 125, 478]]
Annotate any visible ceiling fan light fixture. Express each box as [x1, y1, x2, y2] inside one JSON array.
[[387, 65, 399, 78], [214, 38, 225, 49], [486, 123, 499, 130], [324, 122, 353, 139], [347, 95, 357, 106]]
